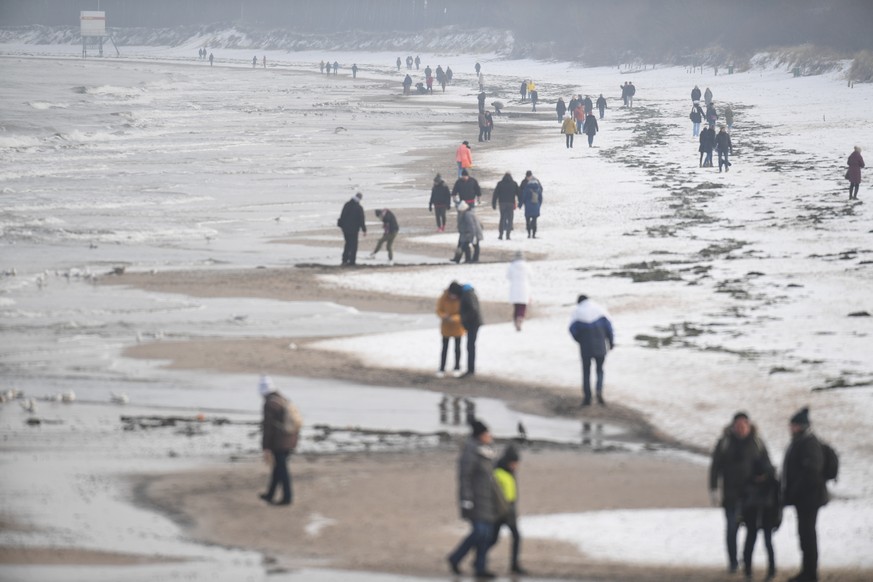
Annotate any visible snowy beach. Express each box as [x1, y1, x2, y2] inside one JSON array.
[[1, 37, 872, 582]]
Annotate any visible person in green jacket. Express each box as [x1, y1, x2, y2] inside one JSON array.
[[492, 445, 526, 575]]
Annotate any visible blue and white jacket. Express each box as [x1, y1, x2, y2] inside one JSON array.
[[569, 299, 614, 357]]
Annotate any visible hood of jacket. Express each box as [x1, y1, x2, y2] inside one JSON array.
[[571, 299, 609, 324]]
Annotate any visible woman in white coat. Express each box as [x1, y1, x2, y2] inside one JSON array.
[[507, 251, 531, 331]]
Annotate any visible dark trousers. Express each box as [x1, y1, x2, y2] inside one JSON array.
[[478, 125, 486, 141], [492, 518, 521, 570], [449, 520, 494, 575], [796, 505, 819, 580], [341, 229, 359, 265], [849, 182, 859, 199], [587, 133, 595, 147], [498, 203, 514, 235], [440, 336, 461, 371], [565, 133, 574, 148], [742, 506, 775, 576], [525, 216, 538, 236], [434, 205, 447, 229], [598, 106, 605, 119], [265, 449, 292, 503], [580, 353, 605, 402], [725, 502, 740, 570], [466, 326, 479, 373], [718, 150, 731, 171]]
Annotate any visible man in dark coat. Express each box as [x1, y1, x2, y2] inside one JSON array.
[[596, 94, 607, 119], [692, 85, 702, 103], [491, 173, 520, 240], [847, 146, 864, 200], [582, 95, 593, 115], [716, 126, 733, 172], [450, 281, 483, 377], [519, 80, 527, 102], [402, 74, 412, 95], [568, 295, 614, 406], [556, 98, 566, 122], [337, 192, 366, 266], [452, 170, 482, 207], [477, 91, 487, 114], [709, 412, 773, 575], [430, 174, 452, 232], [782, 407, 827, 582], [582, 113, 599, 147], [699, 125, 715, 167], [448, 419, 498, 577], [260, 376, 299, 506]]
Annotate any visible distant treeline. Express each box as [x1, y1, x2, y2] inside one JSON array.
[[2, 0, 871, 63]]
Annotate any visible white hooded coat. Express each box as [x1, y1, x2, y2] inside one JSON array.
[[507, 258, 531, 304]]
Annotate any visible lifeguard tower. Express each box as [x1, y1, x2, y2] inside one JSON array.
[[80, 11, 119, 58]]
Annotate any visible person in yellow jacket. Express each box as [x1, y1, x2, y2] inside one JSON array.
[[492, 445, 526, 575], [436, 283, 465, 378], [561, 115, 577, 149]]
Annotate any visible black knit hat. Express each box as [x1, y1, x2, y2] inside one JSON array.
[[790, 407, 810, 427], [471, 419, 489, 438]]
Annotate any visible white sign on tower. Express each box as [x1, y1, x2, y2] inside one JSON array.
[[80, 11, 106, 37]]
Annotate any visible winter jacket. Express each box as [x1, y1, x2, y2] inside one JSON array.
[[704, 88, 713, 104], [478, 112, 487, 128], [569, 299, 614, 358], [521, 178, 543, 218], [556, 99, 566, 118], [691, 86, 701, 102], [491, 175, 519, 208], [583, 115, 599, 136], [709, 425, 771, 507], [724, 108, 734, 125], [782, 429, 828, 509], [582, 97, 593, 114], [338, 198, 366, 233], [690, 105, 703, 124], [429, 181, 451, 209], [596, 96, 607, 110], [706, 104, 717, 125], [458, 436, 498, 523], [715, 130, 732, 153], [568, 98, 579, 114], [459, 284, 483, 329], [574, 105, 585, 122], [262, 392, 299, 451], [699, 127, 715, 153], [742, 460, 783, 530], [507, 259, 531, 304], [457, 208, 484, 244], [455, 144, 473, 168], [436, 290, 465, 337], [847, 150, 865, 183], [561, 117, 577, 135], [452, 177, 481, 204], [493, 464, 518, 525], [379, 209, 399, 234]]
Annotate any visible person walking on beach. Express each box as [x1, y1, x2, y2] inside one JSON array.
[[556, 98, 567, 122], [456, 141, 473, 178], [208, 52, 214, 66], [478, 91, 487, 114], [448, 419, 498, 577], [574, 102, 585, 135], [742, 456, 781, 581], [446, 66, 453, 83], [847, 146, 864, 200], [716, 126, 733, 172], [492, 172, 520, 240], [692, 85, 702, 104], [690, 103, 704, 137], [252, 55, 258, 68], [451, 281, 483, 377], [452, 169, 481, 208], [627, 82, 636, 107], [520, 172, 543, 238], [483, 111, 493, 141], [782, 407, 830, 582], [451, 202, 484, 264], [709, 412, 773, 576], [475, 62, 481, 76], [596, 94, 607, 119], [582, 112, 599, 147], [436, 283, 465, 378], [478, 110, 488, 142], [430, 174, 452, 232], [706, 102, 718, 128], [369, 209, 399, 264], [620, 82, 629, 106], [492, 445, 527, 575], [568, 294, 614, 406], [262, 55, 266, 68], [320, 60, 325, 73], [520, 80, 527, 102], [403, 74, 413, 95], [700, 125, 715, 167], [529, 88, 538, 112], [724, 106, 734, 132], [351, 63, 358, 78], [582, 95, 594, 116], [396, 57, 401, 70], [415, 55, 421, 70], [507, 251, 531, 331], [561, 115, 577, 148], [337, 192, 366, 266], [259, 376, 301, 506], [704, 87, 713, 106], [332, 61, 339, 75]]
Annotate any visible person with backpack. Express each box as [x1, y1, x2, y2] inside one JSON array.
[[690, 103, 704, 137], [491, 445, 527, 575], [783, 407, 832, 582], [520, 171, 543, 238], [709, 412, 774, 576], [259, 376, 301, 506], [716, 126, 733, 172]]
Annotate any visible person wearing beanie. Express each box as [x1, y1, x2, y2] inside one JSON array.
[[259, 376, 302, 506], [452, 169, 482, 208], [429, 174, 452, 232], [448, 418, 498, 578], [783, 407, 827, 582], [337, 192, 367, 266], [369, 208, 399, 265], [491, 445, 526, 575], [436, 281, 465, 378], [519, 173, 543, 238], [709, 412, 774, 577], [568, 294, 614, 406]]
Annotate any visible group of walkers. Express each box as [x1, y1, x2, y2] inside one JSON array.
[[554, 94, 608, 148], [619, 81, 637, 107], [709, 407, 838, 582], [319, 60, 340, 75], [690, 85, 735, 171], [402, 63, 452, 95]]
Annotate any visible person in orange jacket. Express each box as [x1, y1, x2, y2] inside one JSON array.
[[455, 141, 473, 178]]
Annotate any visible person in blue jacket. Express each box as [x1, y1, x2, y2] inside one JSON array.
[[519, 171, 543, 239], [569, 295, 614, 406]]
